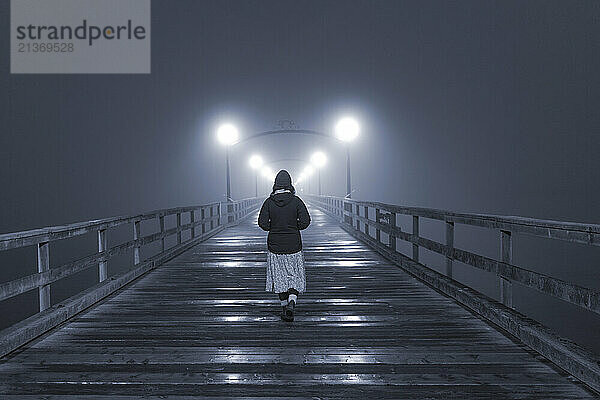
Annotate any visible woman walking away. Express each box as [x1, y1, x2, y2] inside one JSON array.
[[258, 170, 311, 322]]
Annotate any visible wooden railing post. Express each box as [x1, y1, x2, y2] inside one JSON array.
[[355, 203, 360, 231], [445, 221, 454, 278], [375, 208, 381, 243], [201, 207, 206, 234], [364, 205, 369, 235], [133, 220, 141, 265], [343, 201, 351, 225], [389, 212, 397, 252], [500, 230, 513, 308], [176, 212, 182, 244], [97, 229, 107, 282], [227, 202, 233, 224], [37, 241, 50, 311], [412, 216, 419, 262], [159, 215, 165, 252], [190, 210, 196, 239]]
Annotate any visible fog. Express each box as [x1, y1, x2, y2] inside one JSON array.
[[1, 1, 599, 352]]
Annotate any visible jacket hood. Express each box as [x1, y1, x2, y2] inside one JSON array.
[[270, 191, 294, 207], [271, 169, 295, 195]]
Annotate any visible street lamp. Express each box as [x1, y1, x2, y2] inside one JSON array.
[[303, 165, 315, 194], [296, 172, 306, 192], [217, 123, 239, 222], [310, 151, 327, 195], [248, 154, 264, 197], [217, 123, 239, 146], [261, 166, 274, 180], [335, 117, 359, 198]]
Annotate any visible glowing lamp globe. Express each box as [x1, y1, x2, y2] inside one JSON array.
[[217, 123, 239, 145], [261, 166, 273, 179], [335, 117, 359, 142], [249, 155, 263, 169], [311, 151, 327, 168]]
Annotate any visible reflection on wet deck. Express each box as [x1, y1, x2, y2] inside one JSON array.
[[0, 206, 596, 398]]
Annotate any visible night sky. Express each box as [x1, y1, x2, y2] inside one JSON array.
[[0, 1, 599, 350]]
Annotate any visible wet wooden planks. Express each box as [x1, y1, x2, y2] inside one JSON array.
[[0, 206, 597, 399]]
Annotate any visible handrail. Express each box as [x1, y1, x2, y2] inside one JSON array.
[[0, 203, 223, 251], [307, 195, 600, 313], [315, 196, 600, 245], [0, 197, 262, 358], [306, 194, 600, 393]]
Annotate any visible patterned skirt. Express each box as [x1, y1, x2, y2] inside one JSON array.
[[265, 250, 306, 293]]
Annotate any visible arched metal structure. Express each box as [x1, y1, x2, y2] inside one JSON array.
[[232, 129, 332, 146], [229, 126, 352, 198], [262, 157, 307, 169]]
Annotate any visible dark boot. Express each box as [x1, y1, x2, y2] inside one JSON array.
[[283, 300, 295, 322], [278, 292, 289, 320]]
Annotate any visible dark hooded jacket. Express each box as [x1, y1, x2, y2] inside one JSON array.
[[258, 170, 311, 254]]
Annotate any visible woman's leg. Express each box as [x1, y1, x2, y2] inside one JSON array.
[[279, 292, 291, 321], [278, 291, 289, 305], [282, 288, 299, 321], [278, 292, 289, 314], [287, 288, 299, 307]]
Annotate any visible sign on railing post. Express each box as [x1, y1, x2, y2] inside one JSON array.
[[37, 241, 50, 312], [133, 220, 141, 265], [500, 230, 513, 308], [412, 216, 420, 262], [445, 221, 454, 278], [97, 229, 107, 282]]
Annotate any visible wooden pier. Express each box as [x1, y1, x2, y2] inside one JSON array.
[[0, 206, 597, 398]]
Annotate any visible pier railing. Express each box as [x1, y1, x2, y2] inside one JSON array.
[[0, 197, 261, 357], [307, 194, 600, 393]]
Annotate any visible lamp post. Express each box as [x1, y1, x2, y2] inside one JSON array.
[[261, 166, 274, 194], [335, 117, 359, 198], [303, 165, 314, 195], [249, 154, 264, 197], [310, 151, 327, 196], [297, 172, 306, 193], [217, 123, 239, 222]]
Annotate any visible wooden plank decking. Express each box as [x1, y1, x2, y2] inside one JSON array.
[[0, 206, 596, 399]]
